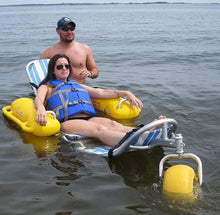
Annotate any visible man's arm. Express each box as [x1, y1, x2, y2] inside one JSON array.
[[86, 46, 99, 79]]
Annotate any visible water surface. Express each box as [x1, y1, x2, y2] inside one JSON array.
[[0, 3, 219, 215]]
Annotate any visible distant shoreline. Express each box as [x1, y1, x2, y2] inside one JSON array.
[[0, 2, 219, 8]]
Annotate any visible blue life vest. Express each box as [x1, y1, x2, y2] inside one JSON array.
[[47, 79, 97, 122]]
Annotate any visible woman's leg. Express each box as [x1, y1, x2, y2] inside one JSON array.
[[88, 117, 134, 132], [61, 118, 131, 146], [61, 115, 167, 146]]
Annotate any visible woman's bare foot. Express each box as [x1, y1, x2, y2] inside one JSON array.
[[149, 115, 166, 130]]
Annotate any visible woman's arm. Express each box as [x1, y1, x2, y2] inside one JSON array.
[[34, 85, 49, 126], [83, 85, 143, 109]]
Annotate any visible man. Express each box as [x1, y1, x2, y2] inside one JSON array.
[[40, 17, 99, 84]]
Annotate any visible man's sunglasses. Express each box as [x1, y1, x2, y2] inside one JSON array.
[[56, 64, 71, 70], [60, 26, 75, 31]]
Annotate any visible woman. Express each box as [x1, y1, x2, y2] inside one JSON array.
[[35, 54, 165, 146]]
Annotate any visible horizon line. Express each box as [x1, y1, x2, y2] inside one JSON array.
[[1, 2, 219, 7]]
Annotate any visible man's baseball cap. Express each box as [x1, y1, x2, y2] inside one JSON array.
[[57, 17, 76, 29]]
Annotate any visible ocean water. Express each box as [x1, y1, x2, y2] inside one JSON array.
[[0, 3, 220, 215]]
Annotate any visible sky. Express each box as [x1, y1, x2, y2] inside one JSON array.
[[0, 0, 219, 6]]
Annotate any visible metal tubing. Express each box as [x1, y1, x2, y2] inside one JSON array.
[[117, 98, 127, 109], [111, 118, 178, 157]]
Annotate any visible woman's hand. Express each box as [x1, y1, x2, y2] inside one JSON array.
[[125, 91, 143, 109], [35, 85, 48, 126], [36, 106, 47, 126]]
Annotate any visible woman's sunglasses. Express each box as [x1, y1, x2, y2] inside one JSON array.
[[56, 64, 71, 70]]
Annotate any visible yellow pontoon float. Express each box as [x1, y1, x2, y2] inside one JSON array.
[[92, 97, 141, 119], [2, 97, 60, 136]]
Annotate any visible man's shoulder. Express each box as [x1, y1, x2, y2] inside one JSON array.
[[73, 40, 87, 47], [40, 43, 60, 59], [75, 41, 91, 51]]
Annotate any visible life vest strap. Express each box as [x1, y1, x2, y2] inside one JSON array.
[[52, 98, 93, 121]]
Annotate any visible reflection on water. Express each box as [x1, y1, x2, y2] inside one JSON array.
[[51, 145, 93, 186], [21, 133, 60, 158], [108, 148, 164, 188], [4, 116, 60, 158]]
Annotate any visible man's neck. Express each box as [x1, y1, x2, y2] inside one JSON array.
[[58, 40, 75, 48]]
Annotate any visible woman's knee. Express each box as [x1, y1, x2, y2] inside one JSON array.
[[111, 121, 126, 131], [90, 124, 112, 137], [104, 119, 121, 128], [95, 124, 109, 133]]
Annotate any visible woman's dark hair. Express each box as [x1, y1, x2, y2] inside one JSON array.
[[39, 54, 72, 86]]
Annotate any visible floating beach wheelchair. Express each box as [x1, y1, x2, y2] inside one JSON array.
[[2, 59, 203, 201]]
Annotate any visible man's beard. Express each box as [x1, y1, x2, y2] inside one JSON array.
[[63, 38, 74, 43], [61, 35, 74, 43]]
